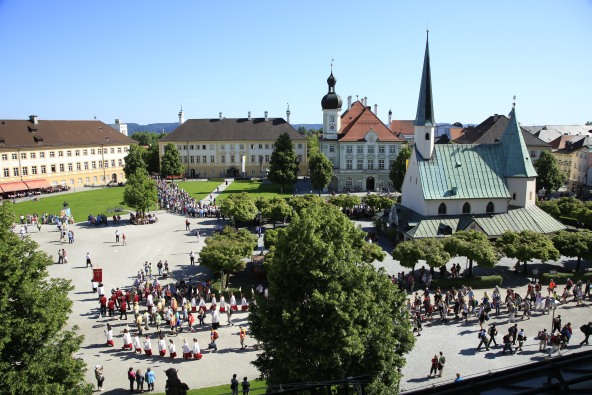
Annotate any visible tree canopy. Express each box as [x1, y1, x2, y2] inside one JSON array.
[[309, 153, 333, 196], [288, 194, 326, 216], [199, 226, 257, 288], [552, 230, 592, 273], [496, 230, 560, 275], [123, 168, 158, 215], [328, 194, 361, 210], [393, 238, 451, 269], [363, 194, 395, 214], [123, 144, 147, 179], [160, 143, 184, 179], [249, 203, 413, 393], [389, 144, 411, 192], [268, 133, 298, 192], [0, 203, 92, 394], [260, 196, 293, 228], [220, 192, 258, 224], [443, 230, 498, 277], [534, 151, 563, 193], [129, 131, 168, 146]]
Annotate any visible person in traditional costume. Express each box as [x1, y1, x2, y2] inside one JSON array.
[[105, 324, 114, 347], [158, 335, 167, 356], [168, 338, 177, 359], [192, 338, 202, 359], [122, 328, 133, 350], [143, 335, 153, 356], [182, 339, 192, 359]]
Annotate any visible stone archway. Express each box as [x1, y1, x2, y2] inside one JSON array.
[[111, 173, 117, 183], [366, 176, 375, 191], [190, 169, 196, 178]]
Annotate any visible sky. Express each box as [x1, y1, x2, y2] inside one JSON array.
[[0, 1, 590, 127]]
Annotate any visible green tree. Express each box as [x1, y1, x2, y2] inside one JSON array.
[[534, 151, 563, 193], [443, 230, 498, 277], [123, 168, 158, 215], [328, 194, 361, 210], [363, 194, 395, 214], [198, 226, 257, 288], [553, 230, 592, 273], [130, 131, 168, 146], [389, 144, 411, 192], [263, 228, 281, 249], [123, 144, 147, 178], [220, 192, 258, 224], [308, 153, 333, 196], [288, 194, 326, 216], [268, 132, 298, 193], [249, 203, 414, 393], [496, 230, 560, 275], [393, 238, 451, 269], [0, 203, 92, 395], [306, 132, 320, 157], [261, 197, 293, 228], [160, 142, 184, 179], [145, 144, 161, 175]]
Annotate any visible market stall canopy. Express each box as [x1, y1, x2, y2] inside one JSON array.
[[24, 179, 51, 190], [0, 181, 28, 193]]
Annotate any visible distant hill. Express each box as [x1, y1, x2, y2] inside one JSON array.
[[292, 124, 323, 131], [126, 123, 179, 134]]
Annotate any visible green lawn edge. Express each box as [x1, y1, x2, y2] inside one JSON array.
[[154, 379, 266, 395]]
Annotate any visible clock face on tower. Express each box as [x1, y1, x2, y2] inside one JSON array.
[[329, 123, 336, 131]]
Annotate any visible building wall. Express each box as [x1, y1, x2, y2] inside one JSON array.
[[425, 198, 508, 216], [161, 139, 308, 178], [0, 144, 130, 187], [507, 177, 537, 208], [401, 149, 426, 215], [554, 149, 587, 192]]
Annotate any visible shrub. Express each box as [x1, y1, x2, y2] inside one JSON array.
[[539, 271, 592, 284], [430, 275, 503, 290]]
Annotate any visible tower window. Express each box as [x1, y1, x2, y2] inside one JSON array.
[[512, 193, 516, 200], [438, 203, 447, 215], [425, 133, 430, 140], [462, 202, 471, 214], [486, 202, 494, 213]]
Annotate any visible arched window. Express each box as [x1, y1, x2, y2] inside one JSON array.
[[425, 133, 430, 140], [462, 202, 471, 214], [512, 193, 517, 200], [486, 201, 494, 213], [438, 203, 447, 215]]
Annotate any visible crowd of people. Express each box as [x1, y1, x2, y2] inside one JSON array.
[[157, 179, 221, 219]]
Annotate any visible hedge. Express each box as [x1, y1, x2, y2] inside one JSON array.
[[539, 271, 592, 284], [430, 275, 503, 290]]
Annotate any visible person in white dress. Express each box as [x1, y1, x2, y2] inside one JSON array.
[[158, 335, 167, 356], [241, 294, 248, 311], [229, 293, 237, 311], [219, 295, 227, 313], [168, 339, 177, 359], [143, 336, 153, 356], [132, 334, 142, 353], [105, 324, 114, 347], [122, 328, 132, 350], [192, 338, 202, 360], [182, 339, 192, 359]]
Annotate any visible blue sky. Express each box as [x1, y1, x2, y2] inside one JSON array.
[[0, 1, 590, 126]]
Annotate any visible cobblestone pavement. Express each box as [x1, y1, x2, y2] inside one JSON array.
[[25, 186, 591, 394]]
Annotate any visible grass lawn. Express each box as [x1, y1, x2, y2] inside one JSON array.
[[177, 181, 223, 201], [220, 180, 293, 199], [155, 379, 266, 395], [12, 187, 133, 222]]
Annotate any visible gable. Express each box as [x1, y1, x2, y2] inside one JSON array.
[[339, 106, 404, 142]]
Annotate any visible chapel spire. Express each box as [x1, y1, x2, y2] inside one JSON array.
[[415, 31, 435, 127]]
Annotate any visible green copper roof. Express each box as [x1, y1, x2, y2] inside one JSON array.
[[414, 33, 435, 127], [500, 106, 538, 178], [419, 144, 509, 200], [395, 204, 565, 239]]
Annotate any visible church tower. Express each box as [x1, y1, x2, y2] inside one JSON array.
[[414, 32, 435, 160], [178, 105, 185, 125], [321, 69, 342, 140]]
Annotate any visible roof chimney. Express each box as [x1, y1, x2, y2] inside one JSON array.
[[29, 115, 38, 125], [388, 109, 392, 126], [363, 97, 367, 106], [264, 111, 268, 121], [248, 111, 251, 121], [374, 104, 378, 115], [493, 114, 499, 122], [347, 95, 352, 110], [219, 112, 223, 120]]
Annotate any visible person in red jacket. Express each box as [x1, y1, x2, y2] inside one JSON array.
[[99, 294, 107, 317], [119, 300, 127, 320], [107, 298, 116, 317]]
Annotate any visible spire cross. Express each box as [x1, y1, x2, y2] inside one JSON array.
[[513, 95, 516, 109], [331, 58, 334, 71]]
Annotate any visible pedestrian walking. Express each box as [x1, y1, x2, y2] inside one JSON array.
[[242, 377, 250, 395], [127, 367, 136, 392], [168, 339, 177, 359], [143, 335, 153, 356], [509, 324, 518, 345], [230, 374, 239, 395], [185, 218, 190, 231], [240, 326, 247, 349], [122, 328, 133, 350], [552, 315, 562, 334], [502, 333, 514, 355], [477, 329, 490, 351], [516, 329, 526, 352], [122, 233, 127, 245], [227, 305, 234, 326], [487, 324, 498, 348], [115, 230, 120, 243], [538, 329, 549, 351], [94, 365, 105, 392], [437, 352, 445, 377], [192, 338, 202, 360], [58, 249, 64, 264], [158, 335, 167, 357], [104, 324, 114, 347], [208, 328, 218, 352], [428, 354, 438, 377], [86, 252, 92, 268], [190, 251, 195, 266], [580, 322, 592, 345]]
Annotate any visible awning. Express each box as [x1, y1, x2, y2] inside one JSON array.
[[24, 179, 51, 190], [0, 181, 29, 193]]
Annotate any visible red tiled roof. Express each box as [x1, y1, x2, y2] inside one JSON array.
[[390, 120, 415, 137], [338, 102, 405, 142]]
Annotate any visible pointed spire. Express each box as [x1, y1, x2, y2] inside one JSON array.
[[500, 98, 537, 178], [415, 31, 435, 126]]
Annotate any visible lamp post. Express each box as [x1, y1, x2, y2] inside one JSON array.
[[101, 135, 109, 186]]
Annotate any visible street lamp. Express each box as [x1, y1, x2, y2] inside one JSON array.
[[102, 136, 109, 185]]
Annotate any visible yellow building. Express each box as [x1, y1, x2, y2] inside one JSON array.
[[552, 135, 588, 193], [159, 112, 307, 178], [0, 115, 136, 195]]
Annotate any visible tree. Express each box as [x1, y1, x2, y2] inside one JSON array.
[[328, 194, 361, 210], [392, 238, 451, 269], [389, 144, 411, 192], [261, 197, 293, 228], [308, 153, 333, 196], [160, 142, 184, 179], [123, 168, 158, 215], [553, 230, 592, 273], [534, 151, 563, 193], [145, 144, 161, 175], [443, 230, 498, 277], [268, 132, 298, 193], [363, 194, 395, 214], [220, 192, 258, 224], [198, 226, 257, 288], [496, 230, 560, 275], [0, 203, 92, 394], [263, 228, 281, 249], [288, 194, 326, 216], [123, 144, 147, 178], [130, 131, 168, 146], [249, 203, 414, 393]]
